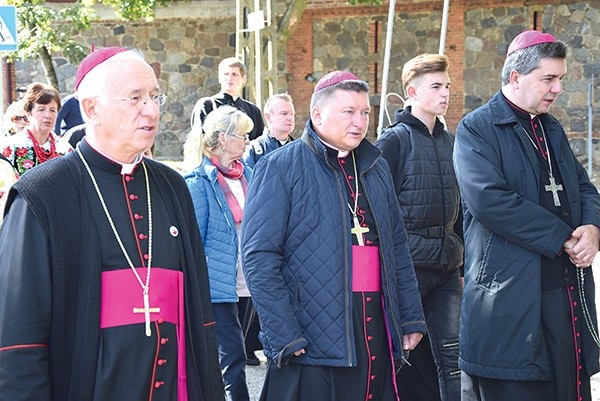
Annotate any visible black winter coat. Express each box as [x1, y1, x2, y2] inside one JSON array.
[[376, 108, 463, 271]]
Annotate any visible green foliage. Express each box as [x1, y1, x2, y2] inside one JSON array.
[[8, 0, 95, 64], [99, 0, 172, 21]]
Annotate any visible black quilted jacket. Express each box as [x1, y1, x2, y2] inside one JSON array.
[[241, 120, 425, 368], [376, 108, 463, 271]]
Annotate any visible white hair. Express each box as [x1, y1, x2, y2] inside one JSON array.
[[76, 50, 146, 122]]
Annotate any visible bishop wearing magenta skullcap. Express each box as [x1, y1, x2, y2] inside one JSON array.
[[241, 69, 425, 401], [455, 31, 600, 401], [0, 47, 224, 400]]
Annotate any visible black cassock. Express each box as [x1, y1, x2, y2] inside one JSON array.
[[0, 140, 219, 400]]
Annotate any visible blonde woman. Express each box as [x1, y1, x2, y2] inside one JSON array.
[[3, 100, 28, 136], [184, 105, 254, 401]]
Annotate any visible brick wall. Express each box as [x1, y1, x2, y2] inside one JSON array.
[[286, 0, 592, 136], [15, 0, 600, 161], [286, 13, 314, 131]]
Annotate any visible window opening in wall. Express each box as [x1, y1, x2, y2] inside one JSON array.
[[242, 46, 251, 99], [371, 20, 381, 94], [243, 7, 250, 39], [374, 20, 380, 54], [266, 38, 273, 71]]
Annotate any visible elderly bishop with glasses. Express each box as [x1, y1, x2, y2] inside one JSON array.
[[0, 47, 224, 401]]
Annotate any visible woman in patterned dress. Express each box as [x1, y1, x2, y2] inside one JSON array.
[[1, 83, 72, 177]]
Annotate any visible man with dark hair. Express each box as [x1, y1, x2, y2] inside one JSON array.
[[454, 31, 600, 401], [242, 70, 425, 401], [0, 47, 224, 400], [191, 57, 264, 140], [376, 53, 462, 401]]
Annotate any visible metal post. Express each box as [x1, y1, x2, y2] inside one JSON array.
[[588, 74, 594, 175], [439, 0, 450, 54], [376, 0, 396, 137], [235, 0, 241, 60], [253, 0, 262, 109], [0, 60, 4, 132]]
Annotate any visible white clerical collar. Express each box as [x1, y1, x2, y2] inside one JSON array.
[[88, 143, 143, 175], [119, 155, 143, 175], [319, 138, 349, 158]]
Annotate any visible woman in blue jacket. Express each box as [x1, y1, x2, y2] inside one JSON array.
[[184, 105, 254, 401]]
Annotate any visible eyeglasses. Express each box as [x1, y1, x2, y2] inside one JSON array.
[[99, 94, 168, 107], [11, 115, 27, 123], [229, 132, 250, 141]]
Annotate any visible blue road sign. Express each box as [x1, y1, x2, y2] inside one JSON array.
[[0, 6, 17, 52]]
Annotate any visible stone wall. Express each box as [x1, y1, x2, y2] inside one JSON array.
[[286, 5, 445, 142], [11, 0, 600, 178], [462, 3, 600, 182], [15, 16, 240, 158]]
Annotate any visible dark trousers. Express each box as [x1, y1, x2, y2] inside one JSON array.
[[237, 296, 262, 355], [396, 333, 441, 401], [213, 302, 250, 401], [397, 268, 461, 401]]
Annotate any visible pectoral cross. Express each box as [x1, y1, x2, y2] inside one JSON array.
[[133, 290, 161, 337], [544, 176, 563, 207], [351, 213, 370, 246]]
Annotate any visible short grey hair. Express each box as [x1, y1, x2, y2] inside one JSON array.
[[264, 93, 293, 114], [501, 41, 567, 85]]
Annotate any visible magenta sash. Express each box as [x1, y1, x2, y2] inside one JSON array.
[[352, 245, 381, 292], [100, 267, 188, 401]]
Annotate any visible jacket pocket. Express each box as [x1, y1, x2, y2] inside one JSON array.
[[477, 232, 508, 292]]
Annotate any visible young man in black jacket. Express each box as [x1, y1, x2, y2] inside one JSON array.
[[376, 53, 463, 401]]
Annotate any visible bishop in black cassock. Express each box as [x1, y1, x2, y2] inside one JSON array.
[[0, 47, 224, 401]]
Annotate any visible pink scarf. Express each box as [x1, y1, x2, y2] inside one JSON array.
[[210, 156, 248, 223]]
